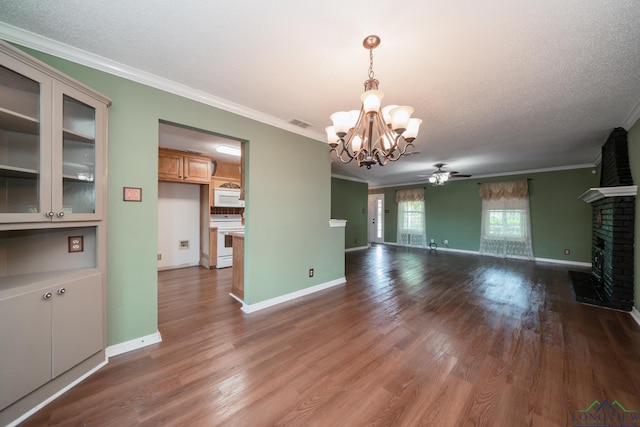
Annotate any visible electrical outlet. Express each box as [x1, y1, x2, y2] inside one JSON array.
[[430, 238, 435, 243], [68, 236, 83, 253], [309, 268, 314, 277], [564, 249, 571, 255], [443, 239, 448, 245], [157, 254, 162, 260], [179, 240, 189, 250]]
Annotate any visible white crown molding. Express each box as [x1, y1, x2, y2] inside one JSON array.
[[0, 23, 326, 143], [369, 163, 598, 190], [623, 99, 640, 130], [331, 173, 370, 184]]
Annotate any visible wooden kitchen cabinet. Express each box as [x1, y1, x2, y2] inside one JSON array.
[[0, 40, 109, 423], [214, 161, 241, 180], [158, 148, 211, 184], [231, 234, 244, 300], [211, 160, 241, 189]]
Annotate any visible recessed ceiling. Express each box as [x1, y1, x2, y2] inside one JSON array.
[[2, 0, 639, 186]]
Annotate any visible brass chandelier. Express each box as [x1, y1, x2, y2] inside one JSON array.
[[326, 35, 422, 169]]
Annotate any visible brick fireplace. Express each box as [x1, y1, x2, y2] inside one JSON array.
[[574, 127, 636, 311]]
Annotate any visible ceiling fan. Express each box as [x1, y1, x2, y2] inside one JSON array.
[[419, 163, 472, 186]]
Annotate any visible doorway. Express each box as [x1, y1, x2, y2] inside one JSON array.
[[368, 194, 385, 244]]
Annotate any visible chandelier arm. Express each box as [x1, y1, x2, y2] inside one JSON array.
[[331, 145, 355, 164]]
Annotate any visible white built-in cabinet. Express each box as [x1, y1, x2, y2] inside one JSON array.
[[0, 39, 110, 422]]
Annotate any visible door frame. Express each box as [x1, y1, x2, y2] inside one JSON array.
[[368, 194, 385, 244]]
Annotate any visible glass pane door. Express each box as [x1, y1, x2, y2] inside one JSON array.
[[61, 95, 96, 215], [0, 65, 41, 214]]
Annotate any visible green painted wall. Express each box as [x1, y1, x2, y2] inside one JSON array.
[[628, 118, 640, 309], [18, 45, 344, 345], [331, 178, 368, 249], [371, 167, 598, 262]]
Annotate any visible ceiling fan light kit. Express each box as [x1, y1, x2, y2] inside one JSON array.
[[425, 163, 472, 186], [326, 35, 422, 169]]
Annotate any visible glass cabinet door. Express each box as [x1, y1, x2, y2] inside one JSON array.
[[52, 83, 105, 221], [0, 61, 52, 222], [60, 95, 96, 216]]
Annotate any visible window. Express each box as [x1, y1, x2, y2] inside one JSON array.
[[396, 188, 426, 248], [486, 209, 526, 238], [479, 180, 533, 259]]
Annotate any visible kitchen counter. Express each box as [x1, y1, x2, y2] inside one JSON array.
[[230, 233, 244, 301]]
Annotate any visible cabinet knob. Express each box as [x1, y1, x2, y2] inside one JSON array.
[[57, 288, 66, 295], [47, 211, 55, 218], [43, 292, 52, 300], [57, 211, 65, 218]]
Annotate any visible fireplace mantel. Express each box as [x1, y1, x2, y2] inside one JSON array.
[[578, 185, 637, 203]]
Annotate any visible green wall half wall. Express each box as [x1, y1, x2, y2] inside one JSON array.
[[331, 177, 368, 249], [16, 44, 345, 346]]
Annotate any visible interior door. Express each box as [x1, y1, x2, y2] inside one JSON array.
[[368, 194, 384, 244]]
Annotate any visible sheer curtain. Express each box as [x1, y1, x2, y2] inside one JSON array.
[[396, 188, 426, 247], [479, 180, 534, 259]]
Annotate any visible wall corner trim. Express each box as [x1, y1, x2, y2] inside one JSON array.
[[241, 277, 346, 313], [106, 331, 163, 358]]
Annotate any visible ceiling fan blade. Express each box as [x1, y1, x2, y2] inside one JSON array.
[[450, 174, 472, 178]]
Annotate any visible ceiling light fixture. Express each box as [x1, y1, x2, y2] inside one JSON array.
[[216, 145, 241, 156], [429, 171, 450, 186], [325, 35, 422, 169]]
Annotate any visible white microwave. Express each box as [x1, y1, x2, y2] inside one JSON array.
[[213, 188, 244, 208]]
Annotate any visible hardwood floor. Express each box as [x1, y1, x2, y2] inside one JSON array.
[[19, 245, 640, 426]]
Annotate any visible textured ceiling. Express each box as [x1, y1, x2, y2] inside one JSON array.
[[2, 0, 639, 186]]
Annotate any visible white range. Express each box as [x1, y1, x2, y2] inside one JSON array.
[[210, 214, 244, 268]]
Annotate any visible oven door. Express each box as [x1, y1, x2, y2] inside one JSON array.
[[216, 229, 234, 268]]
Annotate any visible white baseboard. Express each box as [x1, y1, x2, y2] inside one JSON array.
[[241, 277, 346, 313], [534, 257, 592, 268], [106, 331, 162, 358], [378, 243, 592, 268], [631, 307, 640, 327], [7, 359, 108, 427], [345, 245, 370, 252]]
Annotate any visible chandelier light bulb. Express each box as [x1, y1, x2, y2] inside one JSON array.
[[352, 135, 363, 151], [361, 90, 384, 114], [389, 106, 414, 133], [330, 111, 352, 136], [381, 104, 398, 123], [325, 126, 339, 145], [402, 118, 422, 141]]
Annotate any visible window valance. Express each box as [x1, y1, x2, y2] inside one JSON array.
[[479, 180, 528, 201], [396, 188, 425, 203]]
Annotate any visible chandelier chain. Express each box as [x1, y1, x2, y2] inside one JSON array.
[[368, 47, 375, 79]]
